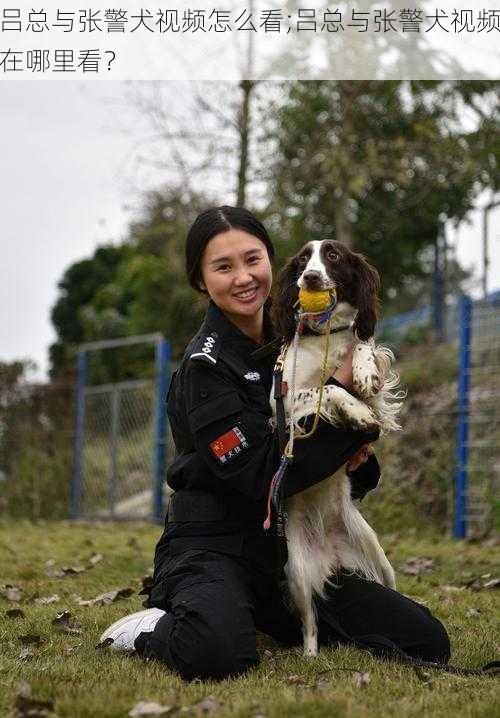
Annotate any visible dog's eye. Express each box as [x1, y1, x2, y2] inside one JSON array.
[[327, 250, 340, 263]]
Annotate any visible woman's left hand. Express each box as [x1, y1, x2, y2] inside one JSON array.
[[346, 443, 374, 473], [332, 344, 354, 390]]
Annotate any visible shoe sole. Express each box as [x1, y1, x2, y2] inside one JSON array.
[[99, 608, 165, 647]]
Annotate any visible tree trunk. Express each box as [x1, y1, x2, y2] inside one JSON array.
[[334, 83, 355, 249], [237, 80, 254, 206], [334, 194, 354, 249]]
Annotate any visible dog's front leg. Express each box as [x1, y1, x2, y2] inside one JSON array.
[[352, 340, 381, 399], [291, 384, 378, 431]]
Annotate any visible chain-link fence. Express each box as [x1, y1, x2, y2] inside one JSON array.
[[70, 335, 170, 522], [455, 295, 500, 538], [374, 292, 500, 538], [79, 379, 155, 519]]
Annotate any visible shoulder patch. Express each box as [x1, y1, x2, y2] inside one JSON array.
[[189, 331, 220, 365]]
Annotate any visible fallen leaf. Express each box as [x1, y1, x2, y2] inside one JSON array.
[[483, 578, 500, 590], [193, 697, 222, 715], [128, 701, 173, 717], [466, 607, 481, 618], [34, 595, 60, 605], [51, 610, 82, 634], [88, 553, 103, 567], [6, 608, 25, 619], [18, 634, 44, 646], [14, 681, 55, 717], [60, 565, 86, 575], [77, 587, 134, 606], [463, 576, 499, 591], [400, 557, 434, 576], [4, 584, 23, 602], [18, 647, 35, 661], [352, 672, 371, 688], [45, 561, 86, 578]]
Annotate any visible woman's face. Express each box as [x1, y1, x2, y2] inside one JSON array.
[[199, 229, 272, 321]]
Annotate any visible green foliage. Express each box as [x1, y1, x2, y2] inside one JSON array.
[[49, 245, 132, 378], [264, 80, 499, 306], [0, 360, 73, 519], [49, 186, 212, 381]]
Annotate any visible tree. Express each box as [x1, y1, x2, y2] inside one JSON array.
[[264, 80, 499, 307], [49, 245, 132, 378], [48, 186, 212, 380]]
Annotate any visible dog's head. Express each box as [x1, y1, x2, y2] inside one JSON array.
[[271, 240, 380, 342]]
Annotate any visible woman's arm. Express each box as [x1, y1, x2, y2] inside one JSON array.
[[175, 359, 379, 503]]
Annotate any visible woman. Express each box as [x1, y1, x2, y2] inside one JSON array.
[[100, 206, 450, 681]]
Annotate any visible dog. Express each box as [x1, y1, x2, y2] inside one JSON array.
[[270, 239, 403, 656]]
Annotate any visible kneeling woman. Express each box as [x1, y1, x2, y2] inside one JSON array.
[[101, 206, 450, 681]]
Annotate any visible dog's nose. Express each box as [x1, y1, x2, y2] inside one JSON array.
[[303, 270, 323, 287]]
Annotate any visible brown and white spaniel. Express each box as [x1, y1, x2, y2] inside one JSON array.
[[271, 239, 404, 656]]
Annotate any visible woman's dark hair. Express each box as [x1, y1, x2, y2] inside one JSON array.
[[185, 206, 275, 292]]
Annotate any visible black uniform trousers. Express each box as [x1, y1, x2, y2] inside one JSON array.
[[135, 549, 450, 682]]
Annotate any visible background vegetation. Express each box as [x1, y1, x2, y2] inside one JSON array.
[[1, 79, 498, 528]]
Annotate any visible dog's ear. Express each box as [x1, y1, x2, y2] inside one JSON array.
[[351, 252, 380, 341], [271, 259, 299, 343]]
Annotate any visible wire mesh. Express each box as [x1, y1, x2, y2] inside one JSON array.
[[464, 300, 500, 536], [80, 379, 156, 519]]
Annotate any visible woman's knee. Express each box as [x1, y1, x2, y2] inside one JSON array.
[[146, 607, 259, 681], [173, 631, 259, 681]]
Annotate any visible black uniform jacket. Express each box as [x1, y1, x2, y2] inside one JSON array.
[[153, 301, 380, 579]]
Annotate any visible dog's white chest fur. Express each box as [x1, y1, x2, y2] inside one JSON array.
[[282, 332, 349, 389]]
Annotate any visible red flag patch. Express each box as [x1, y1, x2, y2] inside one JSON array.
[[209, 426, 249, 464]]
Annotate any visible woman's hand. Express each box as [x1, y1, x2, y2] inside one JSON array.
[[332, 346, 374, 474], [332, 344, 354, 391], [346, 443, 374, 473]]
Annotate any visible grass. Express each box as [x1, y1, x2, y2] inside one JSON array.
[[1, 521, 499, 718]]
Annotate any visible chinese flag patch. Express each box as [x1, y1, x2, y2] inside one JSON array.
[[209, 426, 249, 464]]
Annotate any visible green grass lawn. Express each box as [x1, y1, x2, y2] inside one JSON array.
[[1, 521, 498, 718]]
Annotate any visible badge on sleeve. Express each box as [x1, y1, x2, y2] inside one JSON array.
[[190, 331, 220, 365], [209, 426, 249, 464]]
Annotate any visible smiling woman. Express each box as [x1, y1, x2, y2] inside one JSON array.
[[100, 205, 450, 682], [198, 230, 273, 345]]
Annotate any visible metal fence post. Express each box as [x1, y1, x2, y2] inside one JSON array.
[[70, 350, 87, 518], [454, 295, 472, 539], [153, 339, 170, 523]]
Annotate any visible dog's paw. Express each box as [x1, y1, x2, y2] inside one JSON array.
[[353, 371, 381, 399], [339, 400, 378, 431]]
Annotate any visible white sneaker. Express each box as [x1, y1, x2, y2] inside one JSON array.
[[99, 607, 166, 651]]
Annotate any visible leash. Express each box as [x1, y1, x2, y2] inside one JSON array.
[[264, 295, 352, 530]]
